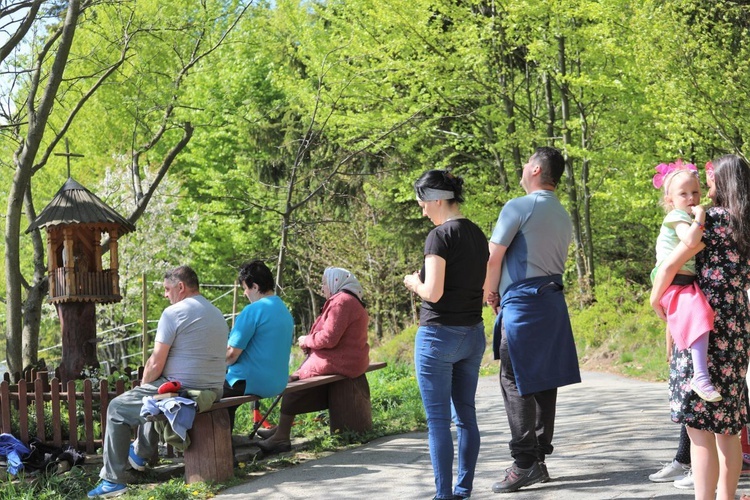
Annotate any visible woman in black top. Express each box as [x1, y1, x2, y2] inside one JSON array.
[[403, 170, 489, 500]]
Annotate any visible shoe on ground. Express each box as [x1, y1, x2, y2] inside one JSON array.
[[128, 444, 146, 472], [87, 480, 127, 498], [538, 461, 550, 483], [648, 460, 689, 482], [255, 438, 292, 455], [492, 462, 545, 493], [673, 469, 694, 490], [690, 378, 722, 402], [254, 426, 278, 440]]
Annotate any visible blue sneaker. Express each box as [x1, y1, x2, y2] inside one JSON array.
[[128, 444, 147, 471], [87, 480, 126, 498]]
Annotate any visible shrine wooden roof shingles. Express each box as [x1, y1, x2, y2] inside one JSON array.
[[26, 177, 135, 234]]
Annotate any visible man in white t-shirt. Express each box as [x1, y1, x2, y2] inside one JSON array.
[[89, 266, 228, 498]]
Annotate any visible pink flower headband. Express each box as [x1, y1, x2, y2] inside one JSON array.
[[705, 161, 714, 181], [652, 159, 698, 189]]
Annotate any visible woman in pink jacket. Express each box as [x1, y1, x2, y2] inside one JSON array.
[[256, 267, 370, 453]]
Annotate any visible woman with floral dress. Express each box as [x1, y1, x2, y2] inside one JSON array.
[[651, 154, 750, 500]]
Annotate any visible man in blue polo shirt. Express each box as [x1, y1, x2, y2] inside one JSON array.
[[484, 146, 581, 494]]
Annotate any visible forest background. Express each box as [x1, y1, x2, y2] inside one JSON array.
[[0, 0, 747, 380]]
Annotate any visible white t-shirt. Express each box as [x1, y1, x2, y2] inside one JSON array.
[[155, 294, 228, 390]]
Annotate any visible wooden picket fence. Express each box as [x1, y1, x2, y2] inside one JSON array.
[[0, 367, 141, 453]]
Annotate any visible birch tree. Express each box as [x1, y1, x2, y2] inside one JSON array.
[[1, 0, 248, 374]]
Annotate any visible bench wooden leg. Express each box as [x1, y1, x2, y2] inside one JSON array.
[[184, 408, 233, 483], [328, 374, 372, 434]]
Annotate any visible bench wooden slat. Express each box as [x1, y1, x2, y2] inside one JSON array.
[[204, 395, 259, 412], [207, 361, 389, 410]]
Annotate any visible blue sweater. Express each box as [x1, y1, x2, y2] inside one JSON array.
[[493, 274, 581, 395]]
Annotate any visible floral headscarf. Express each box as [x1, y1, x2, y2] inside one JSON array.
[[323, 267, 364, 302]]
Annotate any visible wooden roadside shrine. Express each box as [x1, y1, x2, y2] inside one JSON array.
[[27, 173, 135, 384]]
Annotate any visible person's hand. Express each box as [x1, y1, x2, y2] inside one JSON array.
[[403, 272, 421, 294], [297, 335, 308, 347], [691, 204, 706, 221], [650, 289, 667, 321], [485, 291, 500, 315]]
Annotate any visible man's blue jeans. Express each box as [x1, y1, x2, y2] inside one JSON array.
[[415, 322, 486, 499]]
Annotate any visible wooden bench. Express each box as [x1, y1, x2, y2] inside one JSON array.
[[183, 361, 387, 483]]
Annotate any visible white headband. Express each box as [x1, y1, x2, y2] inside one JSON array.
[[416, 188, 455, 201]]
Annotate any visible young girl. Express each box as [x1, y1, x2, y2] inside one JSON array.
[[652, 160, 718, 402]]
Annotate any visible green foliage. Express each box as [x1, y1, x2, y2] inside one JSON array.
[[374, 324, 418, 366], [369, 364, 425, 433], [570, 268, 668, 381], [9, 402, 56, 442], [7, 0, 749, 414]]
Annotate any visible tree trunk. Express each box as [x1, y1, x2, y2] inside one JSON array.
[[57, 302, 98, 384], [22, 182, 49, 370], [5, 174, 27, 374], [556, 35, 590, 304], [499, 74, 522, 181], [544, 72, 556, 145], [4, 0, 81, 374], [580, 134, 595, 292], [276, 212, 290, 294]]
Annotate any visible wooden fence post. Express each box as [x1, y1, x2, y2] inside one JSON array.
[[19, 379, 28, 442], [100, 379, 109, 441], [0, 381, 10, 434], [35, 378, 45, 440], [67, 380, 78, 451], [232, 278, 238, 328], [83, 379, 95, 453], [142, 272, 148, 366], [51, 378, 62, 447]]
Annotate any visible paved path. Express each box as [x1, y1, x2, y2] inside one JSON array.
[[217, 371, 750, 499]]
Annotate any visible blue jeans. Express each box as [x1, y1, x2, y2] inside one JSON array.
[[415, 322, 486, 499]]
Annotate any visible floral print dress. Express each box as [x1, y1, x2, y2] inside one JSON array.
[[669, 207, 750, 434]]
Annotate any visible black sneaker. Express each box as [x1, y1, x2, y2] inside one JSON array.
[[539, 461, 550, 483], [492, 462, 545, 493]]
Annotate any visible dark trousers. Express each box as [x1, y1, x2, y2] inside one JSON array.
[[222, 379, 246, 431], [498, 327, 557, 467]]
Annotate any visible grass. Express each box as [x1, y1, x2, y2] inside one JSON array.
[[0, 273, 665, 498]]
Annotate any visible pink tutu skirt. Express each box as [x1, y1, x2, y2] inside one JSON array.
[[660, 281, 714, 350]]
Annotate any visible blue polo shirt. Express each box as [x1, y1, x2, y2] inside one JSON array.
[[490, 190, 572, 296]]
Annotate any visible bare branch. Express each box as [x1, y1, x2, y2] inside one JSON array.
[[134, 2, 251, 155], [32, 13, 135, 174], [0, 0, 43, 65], [128, 122, 194, 226], [290, 104, 428, 213], [26, 15, 66, 119]]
